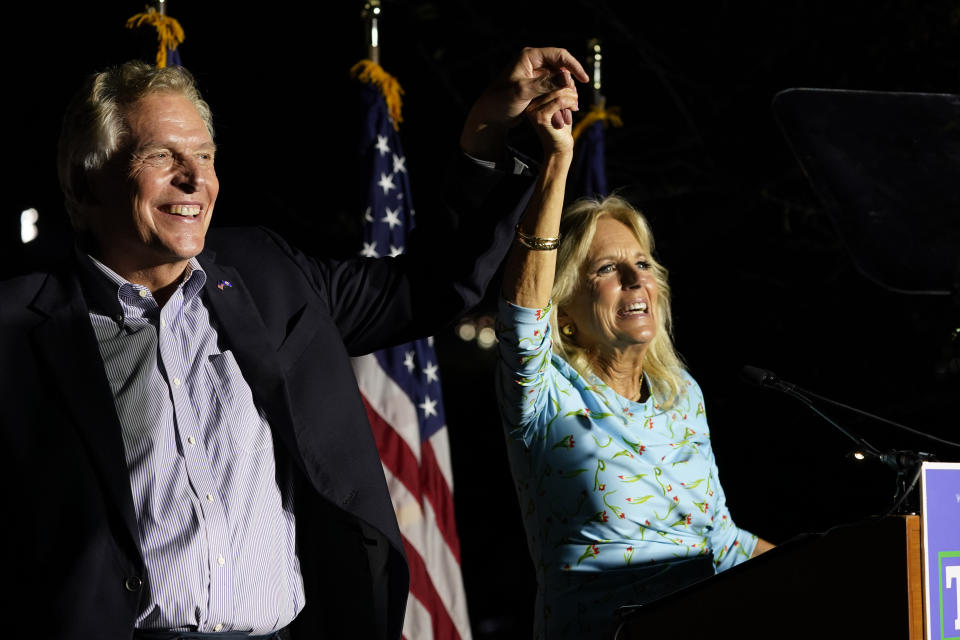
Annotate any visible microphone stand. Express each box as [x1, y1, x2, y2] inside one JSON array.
[[741, 366, 947, 515]]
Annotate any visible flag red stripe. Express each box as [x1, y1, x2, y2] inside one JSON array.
[[420, 440, 461, 560], [363, 396, 421, 503], [363, 396, 462, 561], [403, 536, 462, 640]]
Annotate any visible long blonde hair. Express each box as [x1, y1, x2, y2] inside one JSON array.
[[550, 195, 687, 408]]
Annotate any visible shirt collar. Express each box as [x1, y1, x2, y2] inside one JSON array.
[[75, 246, 207, 323]]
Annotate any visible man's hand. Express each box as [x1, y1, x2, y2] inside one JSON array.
[[460, 47, 589, 161]]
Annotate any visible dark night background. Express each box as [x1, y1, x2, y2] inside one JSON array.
[[7, 2, 960, 637]]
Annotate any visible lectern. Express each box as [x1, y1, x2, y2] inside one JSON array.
[[615, 515, 923, 639]]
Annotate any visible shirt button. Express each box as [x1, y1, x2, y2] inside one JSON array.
[[217, 554, 225, 566], [206, 493, 214, 502], [173, 378, 181, 387], [138, 289, 148, 298], [213, 623, 223, 632], [187, 436, 195, 446], [124, 576, 142, 592], [161, 318, 166, 328]]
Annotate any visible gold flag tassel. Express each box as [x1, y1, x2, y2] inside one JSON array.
[[351, 59, 404, 131], [126, 8, 185, 69], [571, 103, 623, 142]]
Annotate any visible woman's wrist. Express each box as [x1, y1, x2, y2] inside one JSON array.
[[542, 147, 573, 176]]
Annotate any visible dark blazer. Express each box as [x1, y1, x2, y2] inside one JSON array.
[[0, 156, 533, 639]]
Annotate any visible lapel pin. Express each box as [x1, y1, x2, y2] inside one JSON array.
[[217, 280, 233, 290]]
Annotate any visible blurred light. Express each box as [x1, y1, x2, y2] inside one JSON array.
[[853, 451, 866, 461], [457, 320, 477, 342], [21, 208, 39, 244], [456, 314, 498, 348], [477, 326, 496, 349]]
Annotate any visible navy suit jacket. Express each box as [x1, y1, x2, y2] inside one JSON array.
[[0, 155, 533, 639]]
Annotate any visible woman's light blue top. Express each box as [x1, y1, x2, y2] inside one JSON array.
[[496, 299, 757, 639]]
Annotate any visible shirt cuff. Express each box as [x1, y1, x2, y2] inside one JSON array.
[[462, 149, 531, 176], [499, 297, 553, 322]]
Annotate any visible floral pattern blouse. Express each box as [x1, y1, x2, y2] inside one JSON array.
[[496, 299, 757, 639]]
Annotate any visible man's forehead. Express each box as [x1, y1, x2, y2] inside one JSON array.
[[121, 92, 214, 145]]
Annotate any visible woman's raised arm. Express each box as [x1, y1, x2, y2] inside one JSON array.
[[501, 75, 578, 309]]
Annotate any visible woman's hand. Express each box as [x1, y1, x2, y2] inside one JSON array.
[[525, 70, 578, 158]]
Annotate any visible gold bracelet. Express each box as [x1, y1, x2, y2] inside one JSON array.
[[515, 224, 561, 251]]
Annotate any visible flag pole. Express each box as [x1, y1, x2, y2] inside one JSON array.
[[571, 37, 621, 198], [588, 38, 604, 108], [363, 0, 381, 64]]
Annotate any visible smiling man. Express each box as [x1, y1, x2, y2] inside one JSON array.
[[75, 90, 218, 303], [2, 51, 589, 640]]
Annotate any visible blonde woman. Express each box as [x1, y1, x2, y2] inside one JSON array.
[[497, 105, 772, 638]]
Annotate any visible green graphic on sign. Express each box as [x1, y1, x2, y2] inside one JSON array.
[[939, 550, 960, 640]]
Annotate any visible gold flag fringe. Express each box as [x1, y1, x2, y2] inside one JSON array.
[[571, 104, 623, 142], [351, 59, 404, 131], [126, 8, 184, 69]]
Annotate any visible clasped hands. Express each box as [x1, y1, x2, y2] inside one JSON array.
[[460, 47, 590, 160]]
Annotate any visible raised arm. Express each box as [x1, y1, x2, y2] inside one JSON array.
[[460, 47, 588, 161], [500, 74, 578, 308], [312, 48, 586, 355]]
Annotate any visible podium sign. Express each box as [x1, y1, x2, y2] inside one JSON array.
[[922, 462, 960, 640]]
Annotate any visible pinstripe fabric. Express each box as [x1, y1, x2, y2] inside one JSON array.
[[84, 255, 303, 633]]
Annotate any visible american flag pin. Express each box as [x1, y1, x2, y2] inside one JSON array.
[[217, 280, 233, 290]]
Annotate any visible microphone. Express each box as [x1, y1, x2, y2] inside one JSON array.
[[739, 365, 773, 386], [739, 365, 795, 391]]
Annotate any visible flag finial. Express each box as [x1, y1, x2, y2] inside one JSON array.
[[362, 0, 382, 64]]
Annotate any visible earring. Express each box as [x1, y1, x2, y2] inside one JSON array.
[[561, 324, 576, 337]]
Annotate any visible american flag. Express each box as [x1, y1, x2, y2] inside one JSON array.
[[349, 64, 472, 640]]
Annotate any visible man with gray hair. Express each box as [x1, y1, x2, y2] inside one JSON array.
[[1, 49, 587, 639]]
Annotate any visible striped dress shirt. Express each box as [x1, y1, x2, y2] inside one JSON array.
[[81, 254, 304, 633]]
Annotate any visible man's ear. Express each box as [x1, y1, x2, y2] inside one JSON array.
[[65, 171, 102, 232], [74, 168, 106, 207]]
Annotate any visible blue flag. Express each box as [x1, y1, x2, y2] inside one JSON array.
[[571, 118, 609, 198]]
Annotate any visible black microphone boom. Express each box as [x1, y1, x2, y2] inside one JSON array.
[[740, 365, 960, 450]]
